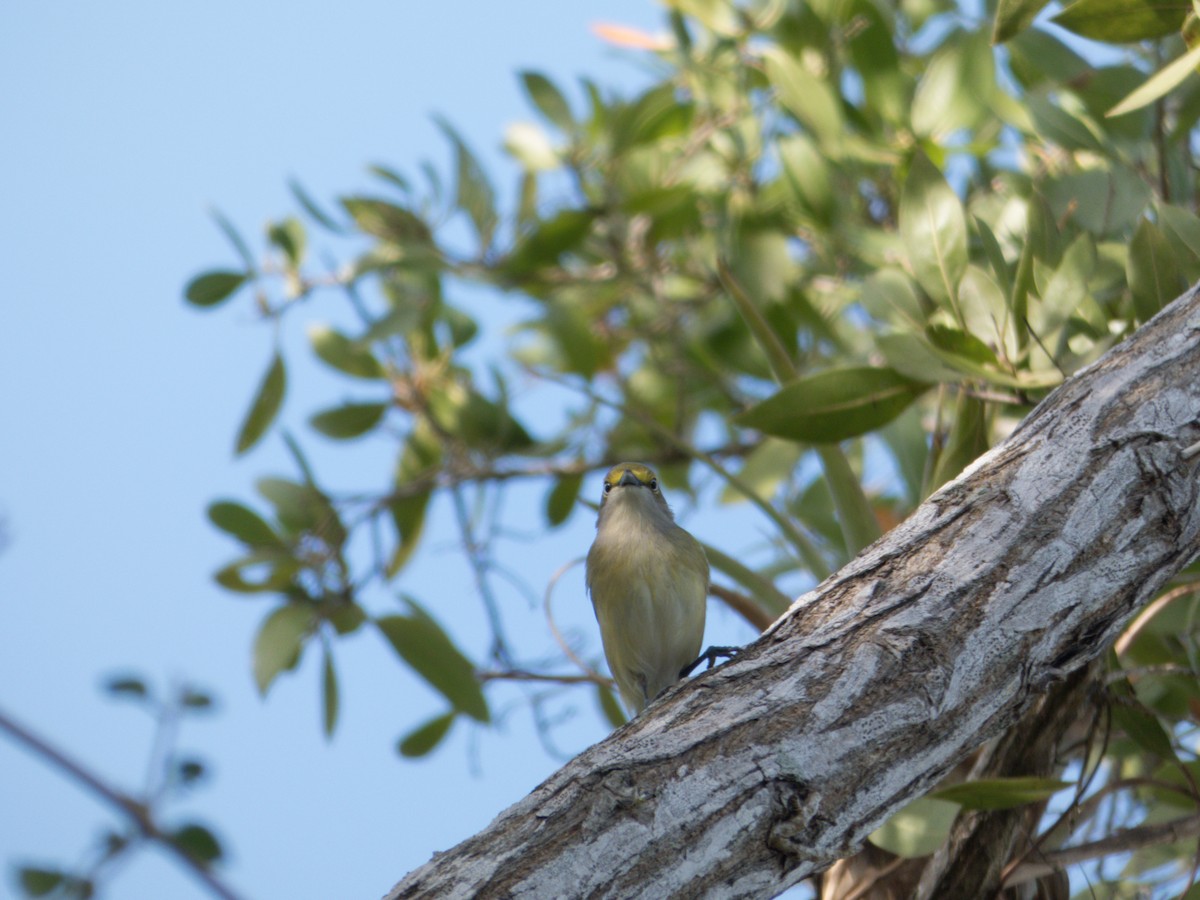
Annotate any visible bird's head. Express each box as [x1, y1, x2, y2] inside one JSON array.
[[597, 462, 674, 522]]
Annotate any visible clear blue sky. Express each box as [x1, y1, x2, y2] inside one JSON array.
[[0, 3, 769, 899]]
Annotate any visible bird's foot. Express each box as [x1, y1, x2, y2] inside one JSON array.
[[680, 645, 740, 679]]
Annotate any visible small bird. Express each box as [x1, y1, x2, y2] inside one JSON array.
[[585, 462, 710, 715]]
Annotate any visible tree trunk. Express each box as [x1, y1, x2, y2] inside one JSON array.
[[385, 285, 1200, 900]]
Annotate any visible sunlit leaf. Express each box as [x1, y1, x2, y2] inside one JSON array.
[[310, 402, 388, 439], [900, 153, 968, 309], [342, 196, 432, 244], [235, 353, 286, 455], [932, 776, 1071, 809], [253, 604, 313, 695], [868, 797, 960, 857], [761, 45, 844, 153], [735, 367, 932, 443], [308, 324, 385, 379], [1108, 42, 1200, 117], [436, 117, 498, 252], [993, 0, 1054, 42], [1128, 217, 1183, 323], [520, 71, 574, 132], [267, 216, 306, 267], [1054, 0, 1185, 42]]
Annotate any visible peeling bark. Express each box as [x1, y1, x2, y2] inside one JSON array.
[[385, 286, 1200, 900]]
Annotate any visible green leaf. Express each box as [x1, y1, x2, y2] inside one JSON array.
[[308, 324, 385, 379], [310, 402, 388, 439], [973, 217, 1014, 302], [169, 823, 223, 864], [868, 796, 960, 857], [426, 382, 533, 452], [342, 196, 431, 243], [860, 268, 928, 329], [17, 867, 67, 897], [267, 216, 306, 267], [900, 153, 968, 311], [256, 477, 346, 547], [928, 392, 991, 493], [176, 758, 207, 784], [778, 134, 834, 225], [506, 209, 595, 276], [388, 491, 430, 576], [377, 605, 489, 722], [322, 646, 339, 738], [993, 0, 1054, 42], [235, 353, 286, 455], [207, 500, 281, 547], [1128, 217, 1183, 324], [1159, 203, 1200, 258], [911, 32, 996, 138], [397, 711, 456, 757], [597, 682, 627, 729], [720, 438, 804, 504], [103, 675, 148, 699], [289, 178, 346, 233], [545, 472, 583, 526], [253, 604, 313, 695], [520, 71, 574, 132], [210, 207, 256, 270], [213, 555, 295, 594], [932, 776, 1071, 810], [877, 332, 967, 384], [184, 270, 246, 308], [1111, 680, 1178, 759], [761, 45, 844, 153], [610, 83, 692, 154], [1108, 41, 1200, 117], [735, 367, 932, 443], [1054, 0, 1186, 42], [436, 118, 498, 252], [180, 689, 214, 710]]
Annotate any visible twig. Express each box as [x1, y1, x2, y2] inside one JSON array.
[[0, 704, 245, 900]]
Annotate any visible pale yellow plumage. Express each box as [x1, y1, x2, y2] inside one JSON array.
[[585, 463, 709, 715]]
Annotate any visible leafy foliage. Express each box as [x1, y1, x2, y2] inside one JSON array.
[[186, 0, 1200, 893]]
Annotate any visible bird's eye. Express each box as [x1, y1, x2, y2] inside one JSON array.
[[649, 479, 658, 491], [603, 482, 613, 494]]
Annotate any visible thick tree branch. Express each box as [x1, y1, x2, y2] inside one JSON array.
[[387, 286, 1200, 899]]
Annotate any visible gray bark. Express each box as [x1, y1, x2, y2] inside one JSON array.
[[385, 285, 1200, 900]]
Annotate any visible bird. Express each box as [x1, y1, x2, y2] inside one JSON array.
[[585, 462, 710, 715]]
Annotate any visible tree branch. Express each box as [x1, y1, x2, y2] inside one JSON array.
[[0, 704, 245, 900], [387, 285, 1200, 899]]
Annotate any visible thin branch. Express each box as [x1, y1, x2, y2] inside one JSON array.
[[710, 584, 776, 632], [1006, 813, 1200, 887], [478, 669, 609, 686], [0, 704, 245, 900]]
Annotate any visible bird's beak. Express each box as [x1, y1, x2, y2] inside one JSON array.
[[618, 469, 641, 487]]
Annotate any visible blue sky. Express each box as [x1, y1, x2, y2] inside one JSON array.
[[0, 3, 774, 899]]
